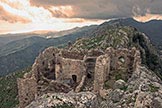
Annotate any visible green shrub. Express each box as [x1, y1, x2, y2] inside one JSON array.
[[149, 84, 159, 92], [115, 73, 122, 81], [120, 86, 128, 91], [104, 80, 111, 89]]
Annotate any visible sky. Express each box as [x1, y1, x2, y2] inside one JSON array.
[[0, 0, 162, 34]]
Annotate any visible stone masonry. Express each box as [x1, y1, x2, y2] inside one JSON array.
[[17, 46, 141, 108]]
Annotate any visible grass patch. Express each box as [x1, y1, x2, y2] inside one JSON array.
[[115, 73, 123, 81]]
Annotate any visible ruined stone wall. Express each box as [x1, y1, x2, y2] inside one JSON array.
[[94, 55, 110, 92], [84, 57, 97, 81], [31, 47, 59, 81], [56, 57, 86, 84], [105, 47, 140, 72], [87, 49, 104, 57], [17, 77, 37, 108], [106, 48, 130, 70], [61, 50, 84, 60], [94, 47, 141, 93]]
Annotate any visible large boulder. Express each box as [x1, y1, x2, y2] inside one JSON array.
[[113, 79, 126, 90]]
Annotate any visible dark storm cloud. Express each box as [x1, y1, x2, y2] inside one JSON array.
[[30, 0, 162, 19]]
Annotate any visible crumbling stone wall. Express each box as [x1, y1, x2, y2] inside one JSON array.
[[17, 77, 37, 108], [87, 49, 104, 57], [83, 49, 104, 87], [56, 57, 86, 84], [32, 47, 59, 81], [84, 57, 96, 80], [94, 47, 141, 93], [94, 55, 110, 92], [61, 49, 84, 60], [105, 47, 141, 73], [106, 48, 132, 71]]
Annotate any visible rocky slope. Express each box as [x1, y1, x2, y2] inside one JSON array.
[[25, 66, 162, 108], [26, 92, 98, 108], [100, 66, 162, 108]]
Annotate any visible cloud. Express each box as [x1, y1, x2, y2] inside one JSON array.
[[30, 0, 162, 19], [134, 13, 162, 22], [0, 6, 30, 23]]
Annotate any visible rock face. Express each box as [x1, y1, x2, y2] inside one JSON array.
[[100, 66, 162, 108], [25, 92, 98, 108]]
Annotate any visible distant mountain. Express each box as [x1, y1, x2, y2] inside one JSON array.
[[45, 25, 97, 39], [106, 18, 162, 45], [0, 33, 44, 47], [0, 26, 97, 47], [1, 18, 162, 76], [0, 25, 97, 76], [0, 36, 26, 47]]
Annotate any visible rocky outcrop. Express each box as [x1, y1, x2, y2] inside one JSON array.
[[25, 92, 98, 108], [99, 66, 162, 108]]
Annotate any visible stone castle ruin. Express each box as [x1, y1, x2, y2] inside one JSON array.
[[17, 47, 141, 108]]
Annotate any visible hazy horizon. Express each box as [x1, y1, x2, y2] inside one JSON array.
[[1, 0, 162, 34]]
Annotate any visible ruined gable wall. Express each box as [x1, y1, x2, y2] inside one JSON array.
[[105, 47, 139, 71], [56, 57, 86, 83], [113, 49, 129, 70], [17, 77, 37, 108]]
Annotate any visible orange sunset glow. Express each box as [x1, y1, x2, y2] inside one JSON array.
[[0, 0, 105, 34], [0, 0, 162, 34]]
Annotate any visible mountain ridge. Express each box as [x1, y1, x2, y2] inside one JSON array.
[[1, 18, 162, 76]]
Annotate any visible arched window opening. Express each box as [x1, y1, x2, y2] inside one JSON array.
[[72, 75, 77, 83], [118, 56, 125, 63], [87, 73, 92, 79]]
